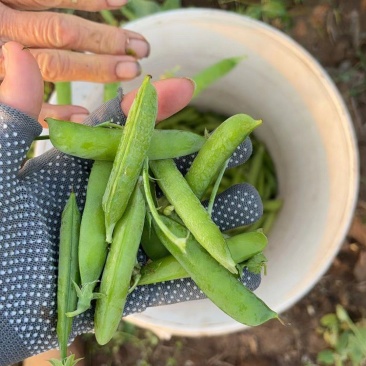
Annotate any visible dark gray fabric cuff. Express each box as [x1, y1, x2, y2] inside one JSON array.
[[83, 91, 126, 127], [0, 312, 32, 366]]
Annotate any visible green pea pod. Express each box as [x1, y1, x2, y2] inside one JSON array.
[[46, 118, 206, 161], [94, 182, 146, 346], [55, 81, 72, 105], [103, 75, 157, 243], [141, 213, 269, 262], [103, 82, 120, 102], [149, 159, 237, 274], [247, 142, 265, 188], [66, 161, 113, 318], [185, 114, 262, 199], [138, 230, 268, 285], [152, 215, 278, 326], [57, 192, 81, 361], [192, 56, 245, 97]]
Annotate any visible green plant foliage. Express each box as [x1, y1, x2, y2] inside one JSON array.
[[120, 0, 181, 21], [218, 0, 294, 28], [317, 305, 366, 366], [246, 0, 288, 19], [241, 252, 268, 275], [49, 354, 83, 366]]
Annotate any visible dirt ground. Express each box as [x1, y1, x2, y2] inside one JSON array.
[[22, 1, 366, 365], [78, 1, 366, 366]]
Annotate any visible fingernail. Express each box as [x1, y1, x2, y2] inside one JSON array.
[[69, 113, 89, 123], [126, 39, 150, 59], [184, 77, 197, 92], [107, 0, 129, 7], [116, 61, 141, 79]]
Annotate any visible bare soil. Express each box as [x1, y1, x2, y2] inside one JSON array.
[[48, 1, 366, 365]]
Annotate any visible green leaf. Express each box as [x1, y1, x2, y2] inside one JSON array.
[[245, 5, 262, 19], [120, 0, 161, 20], [335, 331, 351, 355], [317, 349, 336, 365], [323, 329, 339, 349], [161, 0, 181, 10], [262, 1, 287, 19], [348, 334, 366, 365], [49, 354, 83, 366], [336, 305, 351, 323], [336, 305, 366, 355], [320, 313, 339, 328]]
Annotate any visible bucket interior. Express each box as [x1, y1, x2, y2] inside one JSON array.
[[38, 9, 358, 337]]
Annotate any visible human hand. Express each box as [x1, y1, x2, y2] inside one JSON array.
[[0, 0, 149, 83], [0, 0, 150, 127], [0, 42, 263, 365]]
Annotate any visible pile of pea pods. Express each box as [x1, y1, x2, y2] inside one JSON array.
[[160, 106, 283, 236], [48, 59, 283, 363]]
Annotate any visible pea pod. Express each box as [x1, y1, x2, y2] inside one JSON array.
[[152, 215, 278, 326], [46, 118, 206, 161], [192, 56, 245, 97], [66, 161, 113, 318], [138, 231, 268, 285], [94, 182, 146, 346], [56, 192, 81, 360], [184, 114, 262, 199], [103, 75, 157, 243], [149, 159, 237, 274]]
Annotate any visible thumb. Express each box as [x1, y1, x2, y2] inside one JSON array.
[[0, 41, 43, 120]]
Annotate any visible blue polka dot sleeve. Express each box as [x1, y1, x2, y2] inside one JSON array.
[[0, 97, 263, 365]]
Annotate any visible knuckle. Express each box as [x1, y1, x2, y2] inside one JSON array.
[[37, 0, 104, 12], [0, 3, 14, 40], [32, 0, 63, 9], [35, 52, 68, 81], [41, 0, 63, 5], [42, 14, 79, 49]]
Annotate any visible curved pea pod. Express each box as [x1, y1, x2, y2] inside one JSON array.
[[184, 114, 262, 199], [153, 216, 278, 327], [139, 255, 185, 285], [56, 192, 81, 361], [46, 118, 206, 161], [66, 161, 113, 318], [228, 231, 267, 263], [149, 159, 237, 274], [94, 182, 146, 346], [192, 56, 245, 97], [103, 75, 157, 243], [138, 230, 268, 285]]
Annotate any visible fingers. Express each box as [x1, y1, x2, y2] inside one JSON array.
[[0, 49, 142, 82], [203, 184, 263, 231], [16, 50, 141, 82], [0, 41, 43, 120], [0, 3, 150, 82], [38, 103, 90, 127], [1, 0, 129, 11], [122, 78, 196, 122], [0, 8, 149, 56]]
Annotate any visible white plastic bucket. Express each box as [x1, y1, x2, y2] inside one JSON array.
[[37, 9, 359, 338]]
